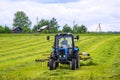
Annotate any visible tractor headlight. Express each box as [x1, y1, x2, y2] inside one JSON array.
[[63, 55, 66, 57], [59, 55, 61, 57]]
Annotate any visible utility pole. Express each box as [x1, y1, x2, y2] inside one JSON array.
[[36, 17, 39, 25], [73, 21, 75, 27], [96, 23, 101, 32]]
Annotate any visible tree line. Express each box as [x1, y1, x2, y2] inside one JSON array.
[[0, 11, 87, 33]]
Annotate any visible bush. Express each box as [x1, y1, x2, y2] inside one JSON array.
[[22, 27, 32, 33]]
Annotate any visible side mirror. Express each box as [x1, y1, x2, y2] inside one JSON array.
[[75, 35, 79, 40], [47, 36, 50, 41]]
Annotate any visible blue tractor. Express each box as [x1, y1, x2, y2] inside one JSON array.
[[47, 33, 80, 70]]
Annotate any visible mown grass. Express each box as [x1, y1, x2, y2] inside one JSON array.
[[0, 33, 120, 80]]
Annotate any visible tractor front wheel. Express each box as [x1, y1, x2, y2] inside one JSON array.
[[76, 57, 80, 68], [49, 59, 55, 70], [71, 59, 76, 70]]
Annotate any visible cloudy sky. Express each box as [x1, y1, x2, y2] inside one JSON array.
[[0, 0, 120, 32]]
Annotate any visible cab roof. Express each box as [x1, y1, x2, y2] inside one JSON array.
[[56, 33, 73, 36]]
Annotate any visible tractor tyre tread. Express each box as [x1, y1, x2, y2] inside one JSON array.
[[49, 59, 55, 70], [71, 59, 76, 70]]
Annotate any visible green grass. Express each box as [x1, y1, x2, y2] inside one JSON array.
[[0, 33, 120, 80]]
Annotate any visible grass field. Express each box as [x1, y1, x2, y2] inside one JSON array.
[[0, 33, 120, 80]]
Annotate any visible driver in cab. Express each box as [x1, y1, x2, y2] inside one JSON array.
[[61, 37, 68, 48]]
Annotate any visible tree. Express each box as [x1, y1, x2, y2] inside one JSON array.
[[73, 24, 78, 33], [62, 24, 72, 33], [4, 25, 12, 33], [49, 17, 59, 33], [80, 25, 87, 33], [13, 11, 32, 32], [73, 24, 87, 33], [0, 25, 4, 33]]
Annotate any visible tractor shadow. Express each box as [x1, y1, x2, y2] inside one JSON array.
[[57, 60, 97, 69], [54, 60, 97, 70], [59, 65, 70, 69]]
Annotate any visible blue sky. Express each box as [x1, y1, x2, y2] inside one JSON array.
[[0, 0, 120, 32]]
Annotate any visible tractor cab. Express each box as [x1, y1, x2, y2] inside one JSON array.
[[55, 33, 74, 48]]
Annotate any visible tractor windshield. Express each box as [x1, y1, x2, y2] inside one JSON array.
[[55, 36, 73, 48]]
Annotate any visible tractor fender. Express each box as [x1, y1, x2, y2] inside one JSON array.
[[74, 48, 79, 51], [50, 52, 57, 60]]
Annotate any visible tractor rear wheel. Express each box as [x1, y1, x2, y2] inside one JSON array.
[[71, 59, 76, 70], [49, 59, 55, 70]]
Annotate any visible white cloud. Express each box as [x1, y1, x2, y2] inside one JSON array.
[[0, 0, 120, 31]]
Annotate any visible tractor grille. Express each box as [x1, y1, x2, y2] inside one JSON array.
[[60, 50, 65, 57]]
